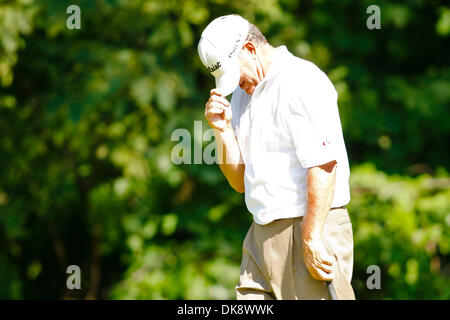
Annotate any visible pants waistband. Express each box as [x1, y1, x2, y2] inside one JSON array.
[[330, 205, 347, 210]]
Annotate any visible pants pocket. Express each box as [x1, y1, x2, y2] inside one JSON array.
[[322, 222, 355, 300]]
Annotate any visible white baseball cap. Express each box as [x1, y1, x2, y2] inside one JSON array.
[[198, 15, 249, 96]]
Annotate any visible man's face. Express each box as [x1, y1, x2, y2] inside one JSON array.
[[237, 48, 259, 95]]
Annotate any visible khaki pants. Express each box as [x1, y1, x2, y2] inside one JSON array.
[[236, 207, 355, 300]]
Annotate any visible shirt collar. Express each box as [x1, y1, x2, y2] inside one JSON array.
[[253, 45, 291, 92]]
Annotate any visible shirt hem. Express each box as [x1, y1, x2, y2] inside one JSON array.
[[251, 206, 306, 225]]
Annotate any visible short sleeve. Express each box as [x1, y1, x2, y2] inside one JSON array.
[[283, 68, 339, 168]]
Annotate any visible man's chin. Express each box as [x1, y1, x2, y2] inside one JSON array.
[[239, 84, 255, 95], [245, 87, 255, 95]]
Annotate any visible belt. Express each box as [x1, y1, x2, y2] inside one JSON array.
[[330, 205, 347, 210]]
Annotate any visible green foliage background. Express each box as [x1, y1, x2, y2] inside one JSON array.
[[0, 0, 449, 299]]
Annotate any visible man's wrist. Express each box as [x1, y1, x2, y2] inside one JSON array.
[[302, 232, 321, 245], [217, 124, 234, 135], [301, 223, 322, 244]]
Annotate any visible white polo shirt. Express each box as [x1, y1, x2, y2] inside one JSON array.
[[230, 46, 350, 225]]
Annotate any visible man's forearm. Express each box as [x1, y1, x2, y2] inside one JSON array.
[[215, 127, 245, 193], [302, 161, 337, 242]]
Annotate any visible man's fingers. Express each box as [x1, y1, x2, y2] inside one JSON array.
[[311, 267, 335, 281], [209, 89, 230, 106], [210, 88, 225, 97], [215, 96, 230, 107], [208, 95, 230, 108], [303, 240, 337, 281], [318, 269, 335, 281], [321, 255, 335, 266], [206, 101, 227, 112], [205, 108, 224, 117], [313, 255, 334, 273], [317, 261, 334, 273]]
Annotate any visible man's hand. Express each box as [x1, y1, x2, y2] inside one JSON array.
[[302, 238, 336, 281], [203, 88, 245, 193], [204, 88, 232, 132]]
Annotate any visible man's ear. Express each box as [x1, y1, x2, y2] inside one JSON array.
[[243, 41, 257, 56]]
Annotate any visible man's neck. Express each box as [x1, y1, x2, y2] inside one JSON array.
[[256, 44, 277, 82]]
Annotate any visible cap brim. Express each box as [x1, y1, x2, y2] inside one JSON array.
[[215, 58, 240, 97]]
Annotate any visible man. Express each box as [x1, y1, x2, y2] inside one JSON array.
[[198, 14, 355, 300]]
